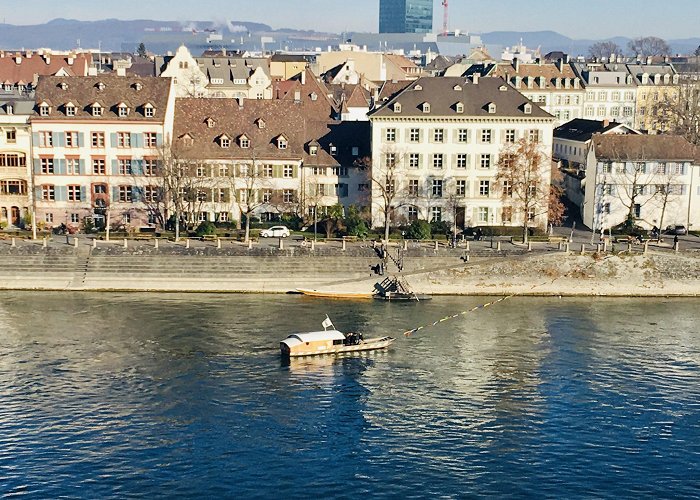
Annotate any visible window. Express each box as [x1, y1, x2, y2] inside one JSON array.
[[311, 166, 324, 176], [598, 91, 607, 101], [118, 132, 131, 148], [144, 106, 155, 118], [623, 107, 633, 117], [480, 129, 492, 143], [478, 207, 489, 223], [433, 129, 444, 143], [456, 179, 467, 196], [528, 130, 541, 143], [283, 165, 293, 178], [240, 137, 249, 148], [263, 165, 273, 177], [585, 107, 594, 117], [118, 159, 132, 175], [6, 129, 16, 143], [122, 213, 132, 224], [430, 206, 442, 222], [407, 206, 418, 222], [505, 129, 516, 143], [94, 184, 107, 194], [385, 178, 395, 195], [456, 154, 468, 169], [67, 185, 81, 201], [70, 213, 79, 223], [143, 132, 157, 148], [39, 132, 53, 148], [44, 213, 53, 223], [91, 132, 105, 148], [406, 154, 419, 171], [479, 180, 490, 196], [39, 105, 49, 116], [432, 154, 444, 169], [656, 163, 667, 175], [597, 106, 606, 117], [218, 212, 229, 222], [457, 129, 468, 143], [432, 179, 443, 197], [119, 186, 132, 202], [64, 131, 78, 147], [602, 162, 613, 174], [634, 204, 641, 218], [92, 105, 103, 117], [278, 138, 287, 150], [611, 91, 620, 101], [283, 190, 294, 203], [196, 190, 208, 202], [144, 159, 157, 176], [196, 165, 206, 177], [358, 183, 369, 192], [503, 180, 512, 197], [408, 179, 419, 196], [603, 202, 611, 214], [66, 105, 75, 117], [66, 158, 79, 175], [118, 105, 129, 117], [409, 128, 420, 142], [92, 158, 106, 175], [385, 153, 396, 168], [502, 207, 512, 223], [41, 157, 54, 174], [385, 128, 396, 142], [624, 91, 634, 101], [42, 185, 55, 201], [610, 107, 620, 117], [144, 185, 158, 203], [480, 154, 491, 169]]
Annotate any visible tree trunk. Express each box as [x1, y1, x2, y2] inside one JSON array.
[[522, 223, 528, 244], [384, 210, 390, 244], [244, 213, 251, 243], [175, 207, 180, 241]]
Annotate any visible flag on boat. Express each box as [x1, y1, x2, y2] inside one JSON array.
[[322, 315, 334, 330]]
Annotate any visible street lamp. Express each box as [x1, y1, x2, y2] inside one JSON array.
[[312, 204, 317, 243], [490, 211, 494, 248]]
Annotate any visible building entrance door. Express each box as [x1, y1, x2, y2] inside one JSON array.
[[10, 206, 20, 226]]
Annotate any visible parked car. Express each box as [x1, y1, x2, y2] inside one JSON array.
[[260, 225, 290, 238], [665, 225, 687, 236]]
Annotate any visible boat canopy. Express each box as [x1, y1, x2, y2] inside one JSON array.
[[282, 330, 346, 347]]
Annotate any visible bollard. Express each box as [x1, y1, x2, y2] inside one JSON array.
[[342, 238, 346, 251], [465, 254, 470, 262], [643, 241, 648, 254], [74, 237, 79, 248], [596, 243, 601, 253], [558, 241, 563, 251], [311, 240, 315, 251], [527, 241, 532, 252], [496, 241, 501, 251], [11, 237, 15, 247], [216, 238, 221, 249], [185, 239, 190, 249], [603, 240, 608, 253], [465, 241, 470, 252], [92, 238, 97, 248], [564, 242, 570, 253], [434, 240, 439, 251], [247, 239, 253, 250], [154, 238, 159, 249], [580, 243, 585, 255], [627, 242, 632, 253], [278, 238, 284, 250], [123, 238, 128, 249], [43, 237, 47, 248], [674, 241, 679, 252], [403, 240, 408, 251]]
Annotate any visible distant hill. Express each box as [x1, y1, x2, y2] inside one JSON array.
[[0, 19, 697, 56]]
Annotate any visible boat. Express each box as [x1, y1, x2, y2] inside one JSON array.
[[280, 316, 395, 357], [295, 288, 374, 299]]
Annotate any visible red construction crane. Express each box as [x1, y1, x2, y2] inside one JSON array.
[[442, 0, 449, 35]]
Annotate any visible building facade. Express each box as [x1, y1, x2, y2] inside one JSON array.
[[368, 76, 555, 231], [31, 75, 175, 231], [0, 93, 33, 228], [573, 62, 637, 127], [379, 0, 433, 34]]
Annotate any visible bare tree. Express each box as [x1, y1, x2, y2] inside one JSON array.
[[496, 139, 551, 243], [549, 165, 566, 226], [158, 141, 193, 241], [651, 163, 686, 231], [361, 147, 408, 243], [654, 78, 700, 145], [628, 36, 671, 57], [588, 41, 622, 60], [235, 151, 271, 243]]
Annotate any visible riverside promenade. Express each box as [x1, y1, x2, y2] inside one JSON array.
[[0, 234, 699, 296]]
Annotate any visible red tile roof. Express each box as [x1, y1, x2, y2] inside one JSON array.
[[0, 51, 90, 86]]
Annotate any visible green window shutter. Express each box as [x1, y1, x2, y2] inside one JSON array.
[[80, 185, 86, 202], [57, 132, 66, 147], [273, 165, 282, 178], [112, 186, 119, 201], [292, 165, 299, 178], [111, 160, 119, 175], [57, 158, 66, 175], [33, 159, 41, 174], [78, 133, 85, 147], [78, 159, 84, 175], [110, 133, 118, 148], [32, 132, 39, 146], [56, 185, 67, 201], [156, 133, 163, 146]]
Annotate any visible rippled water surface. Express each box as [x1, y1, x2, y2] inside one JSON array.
[[0, 292, 699, 498]]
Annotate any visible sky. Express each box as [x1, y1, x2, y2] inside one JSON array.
[[1, 0, 698, 40]]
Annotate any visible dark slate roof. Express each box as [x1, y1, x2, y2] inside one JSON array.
[[33, 75, 172, 121], [554, 119, 629, 142], [370, 76, 553, 119], [593, 134, 696, 161], [173, 98, 369, 166]]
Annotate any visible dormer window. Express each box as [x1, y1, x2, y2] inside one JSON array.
[[487, 102, 496, 114], [523, 103, 532, 114], [421, 102, 430, 113], [393, 102, 402, 113], [206, 117, 216, 128], [414, 84, 423, 91], [256, 118, 266, 129], [239, 135, 250, 148], [65, 103, 76, 116], [310, 92, 318, 101], [96, 82, 105, 91], [220, 135, 230, 148], [309, 144, 318, 156], [453, 84, 462, 91], [455, 102, 464, 113], [6, 104, 13, 115], [181, 134, 194, 147], [92, 103, 103, 117], [330, 144, 337, 156], [39, 103, 50, 116], [59, 82, 68, 90], [277, 135, 288, 150], [143, 103, 155, 118], [499, 85, 508, 92], [118, 104, 129, 117], [133, 82, 143, 91]]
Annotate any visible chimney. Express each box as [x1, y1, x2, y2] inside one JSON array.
[[557, 58, 564, 72], [300, 70, 306, 85], [14, 54, 21, 64], [294, 90, 301, 103], [116, 67, 126, 76], [25, 50, 32, 58], [513, 57, 519, 72], [603, 119, 610, 128], [647, 56, 653, 65], [237, 97, 244, 108], [472, 73, 479, 84]]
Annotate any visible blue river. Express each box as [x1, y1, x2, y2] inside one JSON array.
[[0, 292, 699, 498]]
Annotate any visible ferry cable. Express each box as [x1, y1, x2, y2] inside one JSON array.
[[402, 254, 616, 337]]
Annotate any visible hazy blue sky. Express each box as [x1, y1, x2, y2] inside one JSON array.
[[1, 0, 698, 39]]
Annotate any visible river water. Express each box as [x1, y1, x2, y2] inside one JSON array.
[[0, 292, 698, 498]]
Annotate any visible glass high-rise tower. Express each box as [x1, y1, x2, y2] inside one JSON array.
[[379, 0, 433, 33]]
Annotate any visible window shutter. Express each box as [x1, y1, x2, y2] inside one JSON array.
[[110, 133, 118, 148], [451, 154, 456, 168], [132, 186, 142, 203], [467, 154, 472, 169], [112, 160, 119, 175], [58, 132, 66, 147], [34, 187, 42, 201], [131, 133, 138, 148], [33, 159, 41, 174], [56, 185, 67, 201], [476, 130, 482, 144], [32, 132, 39, 146], [292, 165, 299, 178], [57, 158, 66, 175], [78, 133, 85, 147], [133, 159, 143, 175], [78, 159, 84, 175], [112, 186, 120, 201], [273, 165, 282, 178], [156, 133, 163, 147], [51, 132, 59, 146], [80, 185, 86, 202]]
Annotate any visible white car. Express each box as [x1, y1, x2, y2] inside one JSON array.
[[260, 226, 291, 238]]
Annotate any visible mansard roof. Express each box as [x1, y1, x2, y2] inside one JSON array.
[[32, 75, 172, 120], [370, 76, 553, 119]]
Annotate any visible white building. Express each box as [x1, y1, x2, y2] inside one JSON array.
[[0, 94, 33, 228], [368, 76, 555, 230], [573, 61, 637, 127]]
